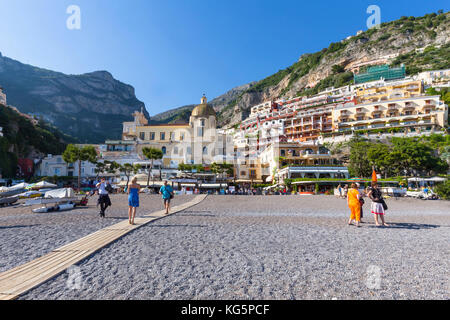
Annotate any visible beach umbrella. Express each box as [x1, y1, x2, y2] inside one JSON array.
[[372, 169, 378, 183]]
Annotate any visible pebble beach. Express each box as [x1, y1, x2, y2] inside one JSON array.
[[0, 194, 449, 300]]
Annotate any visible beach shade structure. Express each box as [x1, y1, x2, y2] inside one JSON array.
[[372, 169, 378, 183], [32, 181, 58, 190]]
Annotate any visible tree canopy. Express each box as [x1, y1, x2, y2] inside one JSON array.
[[347, 135, 449, 178]]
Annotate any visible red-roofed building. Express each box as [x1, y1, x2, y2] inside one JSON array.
[[17, 158, 34, 178]]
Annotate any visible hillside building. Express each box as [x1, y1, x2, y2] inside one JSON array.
[[331, 95, 447, 135], [354, 64, 406, 84]]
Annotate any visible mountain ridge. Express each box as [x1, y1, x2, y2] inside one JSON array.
[[0, 54, 147, 143]]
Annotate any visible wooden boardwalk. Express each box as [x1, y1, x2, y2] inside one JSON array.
[[0, 195, 207, 300]]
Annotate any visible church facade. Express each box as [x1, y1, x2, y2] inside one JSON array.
[[122, 95, 232, 168]]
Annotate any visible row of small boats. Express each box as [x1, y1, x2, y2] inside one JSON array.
[[1, 182, 87, 212], [0, 184, 26, 206]]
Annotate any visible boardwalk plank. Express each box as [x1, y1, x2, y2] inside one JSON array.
[[0, 195, 207, 299]]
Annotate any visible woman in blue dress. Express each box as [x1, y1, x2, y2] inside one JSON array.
[[127, 176, 141, 225]]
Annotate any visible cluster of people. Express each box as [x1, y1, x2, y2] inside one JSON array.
[[94, 178, 174, 224], [346, 182, 389, 227]]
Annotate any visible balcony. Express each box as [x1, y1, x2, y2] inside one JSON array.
[[355, 108, 367, 115], [387, 104, 398, 110], [421, 104, 436, 112], [371, 109, 383, 115]]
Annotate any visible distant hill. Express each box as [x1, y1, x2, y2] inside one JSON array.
[[0, 104, 76, 177], [150, 82, 255, 124], [0, 54, 147, 143], [153, 11, 450, 128]]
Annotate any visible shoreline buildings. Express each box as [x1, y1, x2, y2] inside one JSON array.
[[28, 65, 449, 190]]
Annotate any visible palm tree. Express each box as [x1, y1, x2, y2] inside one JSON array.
[[142, 147, 164, 187]]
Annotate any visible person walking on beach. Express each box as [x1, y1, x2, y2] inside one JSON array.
[[343, 184, 349, 198], [127, 176, 141, 225], [356, 183, 365, 221], [367, 182, 389, 227], [337, 183, 343, 198], [347, 183, 361, 227], [159, 180, 173, 215], [96, 178, 112, 218]]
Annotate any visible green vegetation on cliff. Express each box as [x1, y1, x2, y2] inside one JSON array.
[[0, 105, 75, 177]]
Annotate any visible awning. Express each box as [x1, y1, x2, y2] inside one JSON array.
[[117, 180, 164, 187], [181, 183, 197, 187], [264, 184, 281, 190], [199, 184, 228, 189]]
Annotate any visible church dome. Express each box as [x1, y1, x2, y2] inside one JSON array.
[[191, 95, 216, 117]]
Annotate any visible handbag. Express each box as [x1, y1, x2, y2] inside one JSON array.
[[105, 184, 114, 193], [381, 198, 388, 211]]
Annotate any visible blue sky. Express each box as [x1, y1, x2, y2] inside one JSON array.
[[0, 0, 447, 116]]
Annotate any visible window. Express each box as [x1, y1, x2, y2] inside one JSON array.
[[250, 170, 257, 179], [200, 119, 205, 127], [187, 147, 192, 155], [170, 132, 175, 140], [162, 146, 167, 155], [203, 146, 208, 155], [180, 133, 185, 141], [198, 128, 204, 137], [281, 149, 286, 157], [54, 168, 61, 175], [139, 132, 145, 140], [173, 147, 178, 155], [150, 132, 155, 140], [160, 132, 166, 140]]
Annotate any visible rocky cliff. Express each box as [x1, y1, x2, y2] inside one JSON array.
[[0, 54, 147, 143]]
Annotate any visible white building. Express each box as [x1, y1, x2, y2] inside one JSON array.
[[416, 69, 450, 86], [35, 154, 97, 178]]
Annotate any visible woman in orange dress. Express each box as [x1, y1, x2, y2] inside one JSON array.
[[347, 183, 361, 227]]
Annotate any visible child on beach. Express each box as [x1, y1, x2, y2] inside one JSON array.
[[127, 176, 141, 225]]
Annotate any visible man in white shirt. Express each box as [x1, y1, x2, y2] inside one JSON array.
[[96, 178, 112, 217]]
